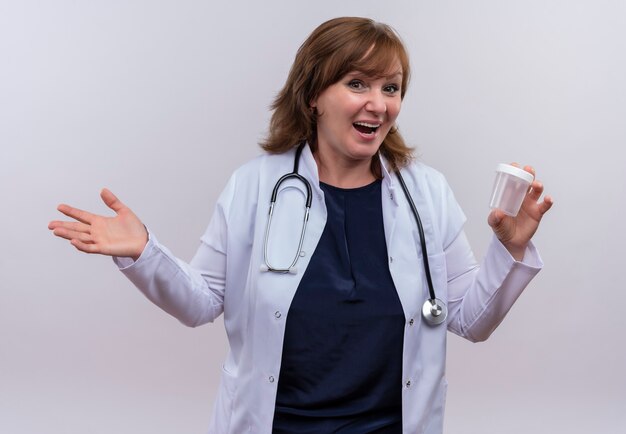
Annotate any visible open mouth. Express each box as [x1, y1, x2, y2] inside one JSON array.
[[353, 122, 380, 135]]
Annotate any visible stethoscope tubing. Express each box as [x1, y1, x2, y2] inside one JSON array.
[[396, 169, 447, 325], [395, 169, 437, 302], [263, 144, 312, 273]]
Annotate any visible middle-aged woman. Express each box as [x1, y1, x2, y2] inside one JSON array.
[[49, 17, 553, 434]]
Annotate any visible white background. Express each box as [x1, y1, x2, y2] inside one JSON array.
[[1, 1, 625, 433]]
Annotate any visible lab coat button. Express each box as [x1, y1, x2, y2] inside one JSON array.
[[274, 311, 282, 319], [269, 376, 275, 383], [389, 256, 393, 263], [409, 318, 414, 326], [405, 380, 411, 388]]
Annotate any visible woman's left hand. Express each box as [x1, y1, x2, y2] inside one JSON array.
[[488, 165, 554, 261]]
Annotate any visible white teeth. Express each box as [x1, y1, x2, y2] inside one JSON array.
[[354, 122, 380, 128]]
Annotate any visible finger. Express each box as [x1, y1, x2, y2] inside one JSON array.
[[71, 239, 100, 254], [57, 204, 94, 225], [537, 195, 554, 215], [523, 165, 536, 178], [52, 227, 93, 243], [526, 180, 544, 202], [100, 188, 125, 213], [48, 220, 90, 233]]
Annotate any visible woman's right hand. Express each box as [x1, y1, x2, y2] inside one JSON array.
[[48, 188, 148, 261]]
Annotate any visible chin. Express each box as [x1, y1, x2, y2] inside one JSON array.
[[348, 143, 382, 161]]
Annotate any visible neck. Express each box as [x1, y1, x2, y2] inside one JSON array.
[[313, 151, 377, 188]]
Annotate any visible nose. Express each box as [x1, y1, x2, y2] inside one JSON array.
[[365, 90, 387, 114]]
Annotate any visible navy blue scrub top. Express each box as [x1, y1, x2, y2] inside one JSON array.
[[273, 179, 405, 434]]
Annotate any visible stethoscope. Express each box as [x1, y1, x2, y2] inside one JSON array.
[[261, 143, 447, 326]]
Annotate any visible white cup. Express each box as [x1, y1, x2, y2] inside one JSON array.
[[489, 164, 534, 217]]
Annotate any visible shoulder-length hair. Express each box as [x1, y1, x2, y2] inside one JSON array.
[[261, 17, 413, 171]]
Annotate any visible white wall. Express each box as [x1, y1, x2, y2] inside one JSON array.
[[1, 1, 624, 433]]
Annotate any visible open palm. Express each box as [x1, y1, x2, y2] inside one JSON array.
[[49, 188, 148, 260]]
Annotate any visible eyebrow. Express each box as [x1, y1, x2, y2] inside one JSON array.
[[385, 72, 403, 79], [348, 70, 403, 79]]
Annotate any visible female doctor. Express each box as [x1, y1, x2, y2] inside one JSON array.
[[49, 17, 553, 434]]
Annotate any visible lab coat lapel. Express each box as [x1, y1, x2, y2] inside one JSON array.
[[379, 154, 399, 250], [378, 155, 429, 320], [298, 143, 327, 266]]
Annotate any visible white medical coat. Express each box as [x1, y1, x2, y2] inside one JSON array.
[[116, 144, 542, 434]]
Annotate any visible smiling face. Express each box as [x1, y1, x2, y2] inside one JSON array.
[[311, 64, 403, 167], [263, 18, 413, 176]]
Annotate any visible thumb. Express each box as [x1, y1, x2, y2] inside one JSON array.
[[487, 208, 504, 230], [100, 188, 126, 213], [488, 208, 514, 244]]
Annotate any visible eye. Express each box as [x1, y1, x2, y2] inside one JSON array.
[[384, 84, 400, 95], [347, 79, 365, 90]]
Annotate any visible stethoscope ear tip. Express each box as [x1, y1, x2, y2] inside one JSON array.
[[260, 264, 269, 272], [288, 267, 298, 274]]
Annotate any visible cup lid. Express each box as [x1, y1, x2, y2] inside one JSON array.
[[495, 163, 534, 184]]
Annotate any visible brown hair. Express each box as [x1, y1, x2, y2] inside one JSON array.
[[261, 17, 413, 171]]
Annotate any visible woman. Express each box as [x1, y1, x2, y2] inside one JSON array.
[[49, 17, 553, 434]]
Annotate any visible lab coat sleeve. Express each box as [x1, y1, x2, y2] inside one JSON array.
[[111, 177, 236, 328], [445, 232, 543, 342]]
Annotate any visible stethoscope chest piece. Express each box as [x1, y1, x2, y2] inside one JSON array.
[[422, 298, 448, 326]]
